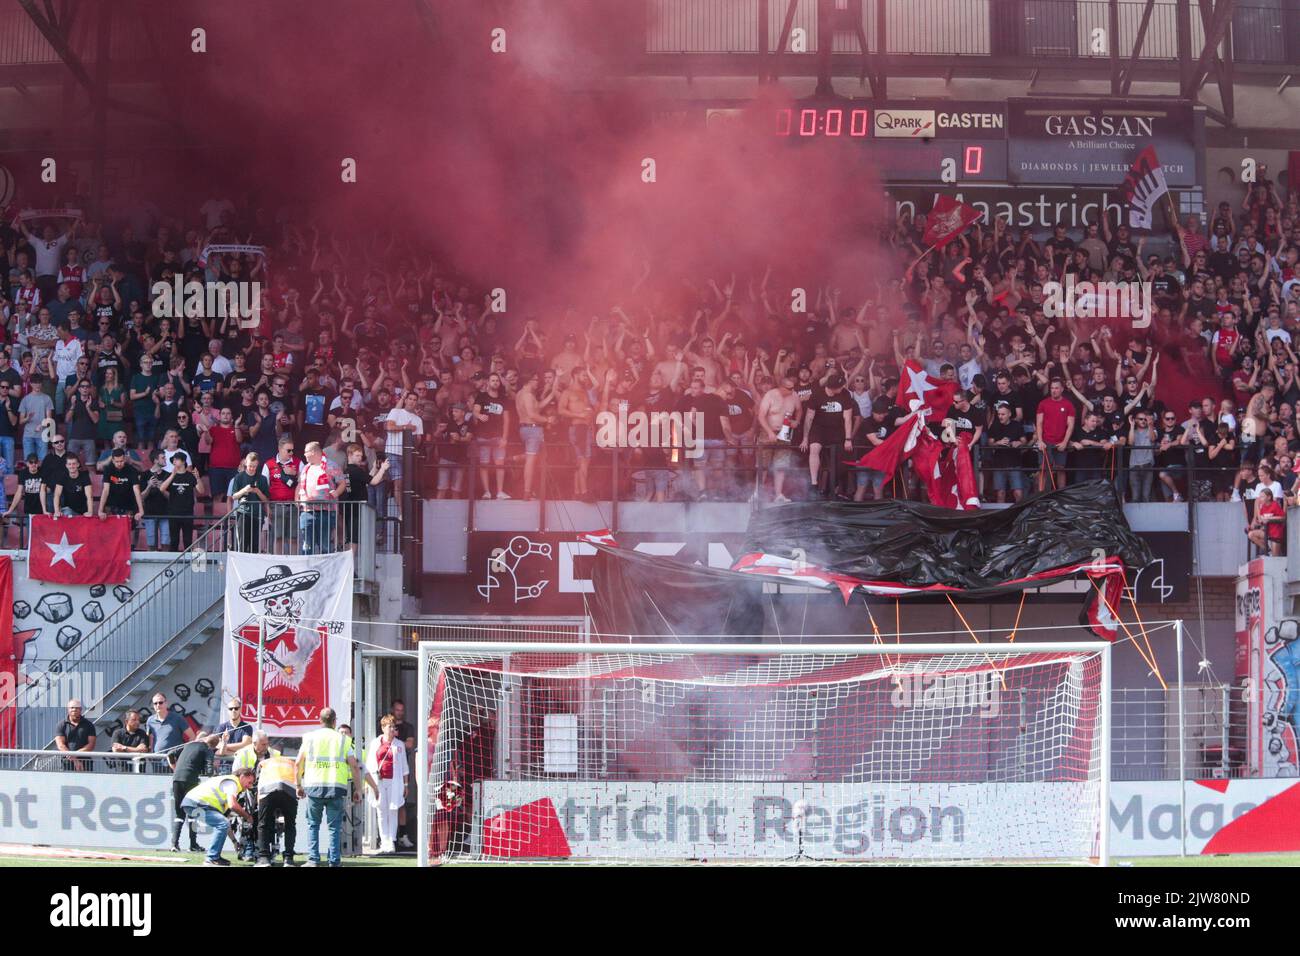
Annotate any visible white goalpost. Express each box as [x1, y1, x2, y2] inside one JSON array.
[[417, 641, 1111, 865]]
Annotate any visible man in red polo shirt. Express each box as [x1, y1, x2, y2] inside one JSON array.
[[1035, 378, 1076, 491]]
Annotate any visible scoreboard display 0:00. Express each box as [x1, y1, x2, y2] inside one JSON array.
[[775, 108, 1007, 183]]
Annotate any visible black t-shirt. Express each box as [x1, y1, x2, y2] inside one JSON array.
[[1073, 427, 1110, 470], [1048, 234, 1076, 269], [1155, 426, 1184, 467], [67, 395, 99, 441], [986, 418, 1026, 467], [103, 462, 141, 511], [268, 391, 297, 424], [94, 353, 124, 387], [165, 471, 198, 515], [1186, 293, 1216, 320], [437, 414, 472, 462], [343, 463, 370, 503], [40, 451, 68, 487], [180, 317, 208, 370], [229, 470, 269, 513], [92, 302, 119, 330], [1109, 238, 1139, 265], [1152, 273, 1182, 310], [1099, 409, 1127, 438], [353, 321, 389, 355], [112, 727, 149, 750], [57, 716, 96, 750], [722, 390, 754, 437], [19, 469, 44, 514], [944, 403, 979, 439], [809, 388, 852, 442], [472, 390, 508, 440], [1185, 419, 1212, 466], [141, 467, 169, 515], [0, 395, 16, 439], [677, 390, 729, 443], [156, 398, 182, 435], [225, 370, 253, 397], [852, 414, 894, 457], [56, 471, 92, 514], [1208, 249, 1237, 280]]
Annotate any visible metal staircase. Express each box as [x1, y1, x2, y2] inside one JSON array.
[[16, 513, 236, 751]]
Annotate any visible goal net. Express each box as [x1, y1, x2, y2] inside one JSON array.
[[417, 641, 1110, 865]]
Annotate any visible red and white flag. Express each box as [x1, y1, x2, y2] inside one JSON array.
[[1120, 146, 1169, 230], [849, 362, 980, 509], [898, 359, 959, 417], [851, 361, 959, 478], [27, 515, 131, 584], [912, 430, 981, 510], [923, 195, 983, 249]]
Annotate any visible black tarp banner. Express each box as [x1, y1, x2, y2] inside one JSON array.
[[735, 481, 1153, 595], [587, 482, 1154, 641]]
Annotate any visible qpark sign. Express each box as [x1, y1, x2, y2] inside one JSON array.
[[421, 530, 1188, 615], [871, 105, 1007, 139]]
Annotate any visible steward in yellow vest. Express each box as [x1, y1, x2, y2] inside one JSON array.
[[180, 767, 255, 866]]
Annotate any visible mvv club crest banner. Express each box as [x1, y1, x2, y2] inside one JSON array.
[[223, 552, 353, 736]]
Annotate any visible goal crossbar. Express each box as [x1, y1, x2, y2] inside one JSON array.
[[418, 641, 1109, 655], [418, 640, 1111, 866]]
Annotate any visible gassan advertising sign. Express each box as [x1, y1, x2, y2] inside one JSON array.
[[1007, 99, 1198, 186]]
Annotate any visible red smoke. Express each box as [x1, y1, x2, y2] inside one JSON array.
[[135, 1, 890, 319]]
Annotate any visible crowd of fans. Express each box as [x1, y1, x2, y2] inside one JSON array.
[[0, 172, 1298, 555]]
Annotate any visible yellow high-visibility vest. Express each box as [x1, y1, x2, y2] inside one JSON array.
[[185, 774, 245, 813], [299, 728, 354, 793], [257, 754, 299, 798], [234, 745, 280, 772]]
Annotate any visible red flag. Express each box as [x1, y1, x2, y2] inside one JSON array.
[[850, 361, 958, 476], [913, 431, 981, 510], [923, 195, 983, 249], [27, 515, 131, 584], [1081, 564, 1126, 641], [482, 798, 573, 859], [853, 415, 920, 476], [898, 359, 959, 417]]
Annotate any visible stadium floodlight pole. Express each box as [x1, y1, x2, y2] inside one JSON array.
[[1176, 618, 1187, 858]]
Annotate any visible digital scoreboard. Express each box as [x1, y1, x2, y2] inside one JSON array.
[[768, 105, 1008, 183], [700, 98, 1197, 188], [746, 100, 1010, 184]]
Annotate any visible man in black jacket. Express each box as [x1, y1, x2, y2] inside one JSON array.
[[168, 732, 218, 852]]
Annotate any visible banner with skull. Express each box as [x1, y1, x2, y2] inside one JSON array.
[[222, 552, 353, 736]]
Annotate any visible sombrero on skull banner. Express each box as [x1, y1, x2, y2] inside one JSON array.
[[238, 564, 320, 602]]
